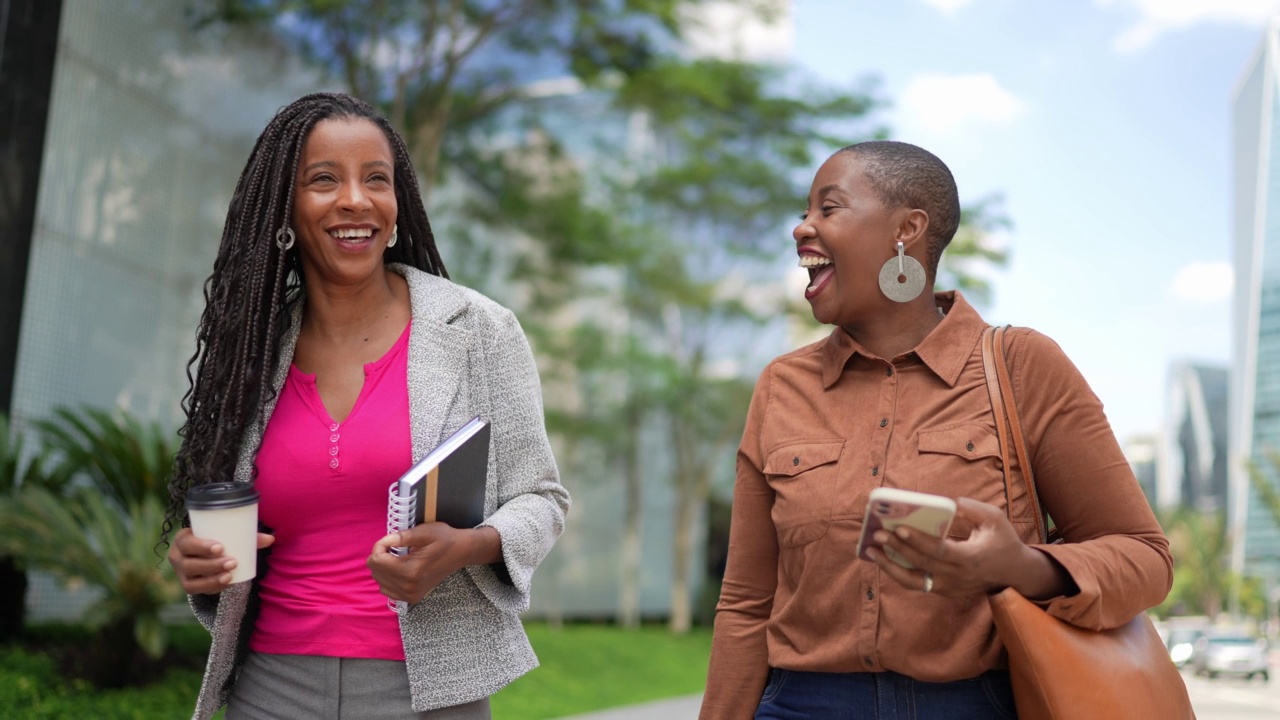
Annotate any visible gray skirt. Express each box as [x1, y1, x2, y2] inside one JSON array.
[[226, 652, 492, 720]]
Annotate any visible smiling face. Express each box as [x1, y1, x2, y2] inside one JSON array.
[[794, 152, 925, 326], [292, 117, 398, 288]]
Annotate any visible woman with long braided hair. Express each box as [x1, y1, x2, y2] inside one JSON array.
[[164, 93, 569, 720]]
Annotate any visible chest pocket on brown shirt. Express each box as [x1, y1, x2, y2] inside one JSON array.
[[916, 423, 1008, 522], [764, 440, 844, 547]]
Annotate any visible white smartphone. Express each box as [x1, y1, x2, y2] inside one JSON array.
[[856, 488, 957, 569]]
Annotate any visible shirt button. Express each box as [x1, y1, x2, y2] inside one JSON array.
[[329, 446, 339, 456], [863, 656, 874, 667], [966, 441, 975, 451], [329, 458, 340, 470], [866, 589, 874, 600], [330, 423, 340, 432], [885, 367, 894, 376], [331, 433, 341, 443], [879, 418, 887, 428], [793, 457, 800, 466], [871, 467, 879, 476]]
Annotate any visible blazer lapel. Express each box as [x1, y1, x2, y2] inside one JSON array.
[[393, 264, 473, 459]]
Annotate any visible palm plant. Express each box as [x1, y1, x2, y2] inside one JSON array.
[[0, 486, 182, 685], [0, 406, 183, 686], [0, 413, 69, 641], [35, 406, 175, 508]]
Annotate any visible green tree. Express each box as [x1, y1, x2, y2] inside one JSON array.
[[200, 0, 690, 198], [601, 56, 879, 631], [1249, 451, 1280, 525], [1158, 508, 1230, 619]]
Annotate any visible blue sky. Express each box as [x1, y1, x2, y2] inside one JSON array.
[[752, 0, 1277, 443]]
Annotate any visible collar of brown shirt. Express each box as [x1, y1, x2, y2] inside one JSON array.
[[821, 290, 981, 389]]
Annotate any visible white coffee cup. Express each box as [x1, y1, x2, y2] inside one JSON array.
[[186, 483, 261, 585]]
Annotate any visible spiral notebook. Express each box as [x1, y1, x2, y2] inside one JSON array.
[[386, 417, 491, 558]]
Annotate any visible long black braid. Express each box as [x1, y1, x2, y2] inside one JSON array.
[[161, 92, 448, 546]]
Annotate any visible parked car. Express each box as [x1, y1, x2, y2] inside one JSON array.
[[1192, 634, 1270, 681], [1167, 628, 1205, 668]]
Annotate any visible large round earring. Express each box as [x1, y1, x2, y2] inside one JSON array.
[[275, 227, 295, 251], [878, 241, 925, 303], [387, 227, 398, 248]]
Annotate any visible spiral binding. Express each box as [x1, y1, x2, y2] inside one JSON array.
[[386, 481, 418, 612], [387, 481, 418, 553]]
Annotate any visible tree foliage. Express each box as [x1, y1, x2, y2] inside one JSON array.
[[198, 0, 692, 195], [1158, 508, 1230, 618]]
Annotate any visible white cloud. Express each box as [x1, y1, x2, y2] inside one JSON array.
[[919, 0, 975, 14], [685, 1, 794, 61], [896, 73, 1026, 138], [1169, 261, 1233, 302], [1096, 0, 1280, 53]]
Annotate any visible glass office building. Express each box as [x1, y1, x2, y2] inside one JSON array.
[[1231, 18, 1280, 585], [1159, 363, 1228, 513]]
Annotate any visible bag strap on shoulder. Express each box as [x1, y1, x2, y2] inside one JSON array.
[[981, 325, 1053, 544]]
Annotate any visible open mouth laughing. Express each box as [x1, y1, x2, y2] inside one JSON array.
[[799, 251, 834, 299]]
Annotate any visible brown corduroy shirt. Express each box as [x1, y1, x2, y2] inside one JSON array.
[[700, 291, 1173, 720]]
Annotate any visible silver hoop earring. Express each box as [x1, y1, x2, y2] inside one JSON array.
[[275, 227, 295, 251], [878, 241, 925, 303], [387, 227, 398, 248]]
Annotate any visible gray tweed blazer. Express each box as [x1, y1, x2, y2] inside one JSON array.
[[188, 264, 569, 719]]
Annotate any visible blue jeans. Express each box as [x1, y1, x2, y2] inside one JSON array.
[[753, 668, 1017, 720]]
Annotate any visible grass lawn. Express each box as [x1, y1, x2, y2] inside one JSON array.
[[1, 622, 711, 719], [492, 623, 711, 718]]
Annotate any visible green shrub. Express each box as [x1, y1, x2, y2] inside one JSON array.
[[0, 643, 204, 719]]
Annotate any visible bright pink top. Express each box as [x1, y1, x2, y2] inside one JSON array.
[[249, 322, 413, 660]]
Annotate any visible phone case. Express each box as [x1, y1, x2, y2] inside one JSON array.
[[856, 488, 957, 569]]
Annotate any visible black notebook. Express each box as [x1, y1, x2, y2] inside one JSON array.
[[386, 417, 490, 556]]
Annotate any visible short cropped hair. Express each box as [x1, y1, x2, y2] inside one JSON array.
[[838, 141, 960, 273]]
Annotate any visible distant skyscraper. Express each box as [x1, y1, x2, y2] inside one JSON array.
[[1157, 363, 1228, 512], [1230, 18, 1280, 586], [1123, 434, 1158, 506]]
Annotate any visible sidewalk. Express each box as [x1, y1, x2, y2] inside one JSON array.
[[556, 694, 703, 720]]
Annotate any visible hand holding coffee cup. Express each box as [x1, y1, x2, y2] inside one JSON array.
[[178, 483, 263, 588]]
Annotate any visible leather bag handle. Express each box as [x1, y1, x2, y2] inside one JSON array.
[[981, 325, 1051, 544]]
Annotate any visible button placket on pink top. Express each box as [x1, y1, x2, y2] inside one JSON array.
[[290, 323, 412, 475], [329, 422, 341, 470]]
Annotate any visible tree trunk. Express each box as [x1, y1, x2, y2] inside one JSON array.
[[0, 556, 27, 641], [669, 411, 702, 634], [412, 104, 450, 201], [670, 476, 697, 634], [88, 618, 141, 688], [618, 400, 644, 629]]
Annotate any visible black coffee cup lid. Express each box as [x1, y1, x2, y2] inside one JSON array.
[[186, 482, 259, 510]]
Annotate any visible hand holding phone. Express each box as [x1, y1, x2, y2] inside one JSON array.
[[856, 488, 957, 569]]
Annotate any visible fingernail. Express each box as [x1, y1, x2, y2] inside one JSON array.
[[210, 544, 224, 555], [223, 559, 237, 570], [874, 531, 889, 543], [219, 573, 233, 584], [895, 528, 910, 540]]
